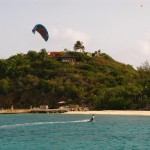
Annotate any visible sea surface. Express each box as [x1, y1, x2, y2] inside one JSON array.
[[0, 114, 150, 150]]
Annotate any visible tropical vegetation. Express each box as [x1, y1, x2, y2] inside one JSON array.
[[0, 48, 150, 110]]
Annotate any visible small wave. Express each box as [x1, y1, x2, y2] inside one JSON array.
[[0, 119, 89, 128]]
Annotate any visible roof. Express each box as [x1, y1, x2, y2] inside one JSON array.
[[58, 101, 66, 104], [49, 52, 61, 55], [60, 54, 76, 58]]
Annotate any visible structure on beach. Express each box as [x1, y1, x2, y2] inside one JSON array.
[[40, 105, 49, 109]]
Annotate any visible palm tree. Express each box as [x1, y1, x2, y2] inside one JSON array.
[[74, 41, 85, 53]]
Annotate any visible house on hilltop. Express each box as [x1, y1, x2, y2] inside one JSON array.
[[60, 53, 76, 64], [48, 51, 76, 64]]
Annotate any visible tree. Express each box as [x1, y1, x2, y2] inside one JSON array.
[[137, 60, 150, 81], [137, 60, 150, 101], [137, 60, 150, 72], [27, 50, 39, 61], [73, 41, 85, 52], [0, 79, 10, 95], [39, 49, 48, 61]]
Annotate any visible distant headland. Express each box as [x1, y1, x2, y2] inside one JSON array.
[[0, 47, 150, 110]]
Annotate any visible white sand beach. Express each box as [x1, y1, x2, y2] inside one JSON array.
[[65, 110, 150, 116], [0, 109, 150, 116]]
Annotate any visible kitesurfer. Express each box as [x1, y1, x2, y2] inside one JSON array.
[[89, 115, 95, 122]]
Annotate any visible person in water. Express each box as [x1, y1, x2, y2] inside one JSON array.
[[90, 115, 95, 122]]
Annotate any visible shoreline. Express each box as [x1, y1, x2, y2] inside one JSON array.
[[0, 109, 67, 114], [64, 110, 150, 116], [0, 109, 150, 116], [0, 109, 31, 114]]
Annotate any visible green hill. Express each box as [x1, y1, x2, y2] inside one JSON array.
[[0, 49, 149, 110]]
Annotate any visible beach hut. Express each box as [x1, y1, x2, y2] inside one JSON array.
[[40, 105, 49, 109], [58, 101, 66, 105]]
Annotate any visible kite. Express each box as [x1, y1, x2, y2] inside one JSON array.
[[32, 24, 49, 41]]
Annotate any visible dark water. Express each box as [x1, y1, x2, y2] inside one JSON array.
[[0, 114, 150, 150]]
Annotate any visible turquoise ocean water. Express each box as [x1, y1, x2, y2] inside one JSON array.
[[0, 114, 150, 150]]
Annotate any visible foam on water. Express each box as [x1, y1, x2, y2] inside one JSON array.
[[0, 119, 89, 128]]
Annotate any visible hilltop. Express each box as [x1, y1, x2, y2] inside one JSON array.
[[0, 49, 149, 110]]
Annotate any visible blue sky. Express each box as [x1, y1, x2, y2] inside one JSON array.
[[0, 0, 150, 68]]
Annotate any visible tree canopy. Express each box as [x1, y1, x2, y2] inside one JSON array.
[[74, 41, 85, 52], [0, 49, 150, 110]]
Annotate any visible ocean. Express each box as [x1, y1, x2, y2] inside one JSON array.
[[0, 114, 150, 150]]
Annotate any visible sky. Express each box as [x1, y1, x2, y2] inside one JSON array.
[[0, 0, 150, 68]]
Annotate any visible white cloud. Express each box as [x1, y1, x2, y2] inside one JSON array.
[[63, 28, 90, 45], [138, 31, 150, 56], [138, 40, 150, 55], [49, 27, 91, 46], [50, 27, 59, 38]]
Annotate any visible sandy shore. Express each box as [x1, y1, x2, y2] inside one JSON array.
[[64, 110, 150, 116], [0, 109, 31, 114], [0, 109, 150, 116]]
